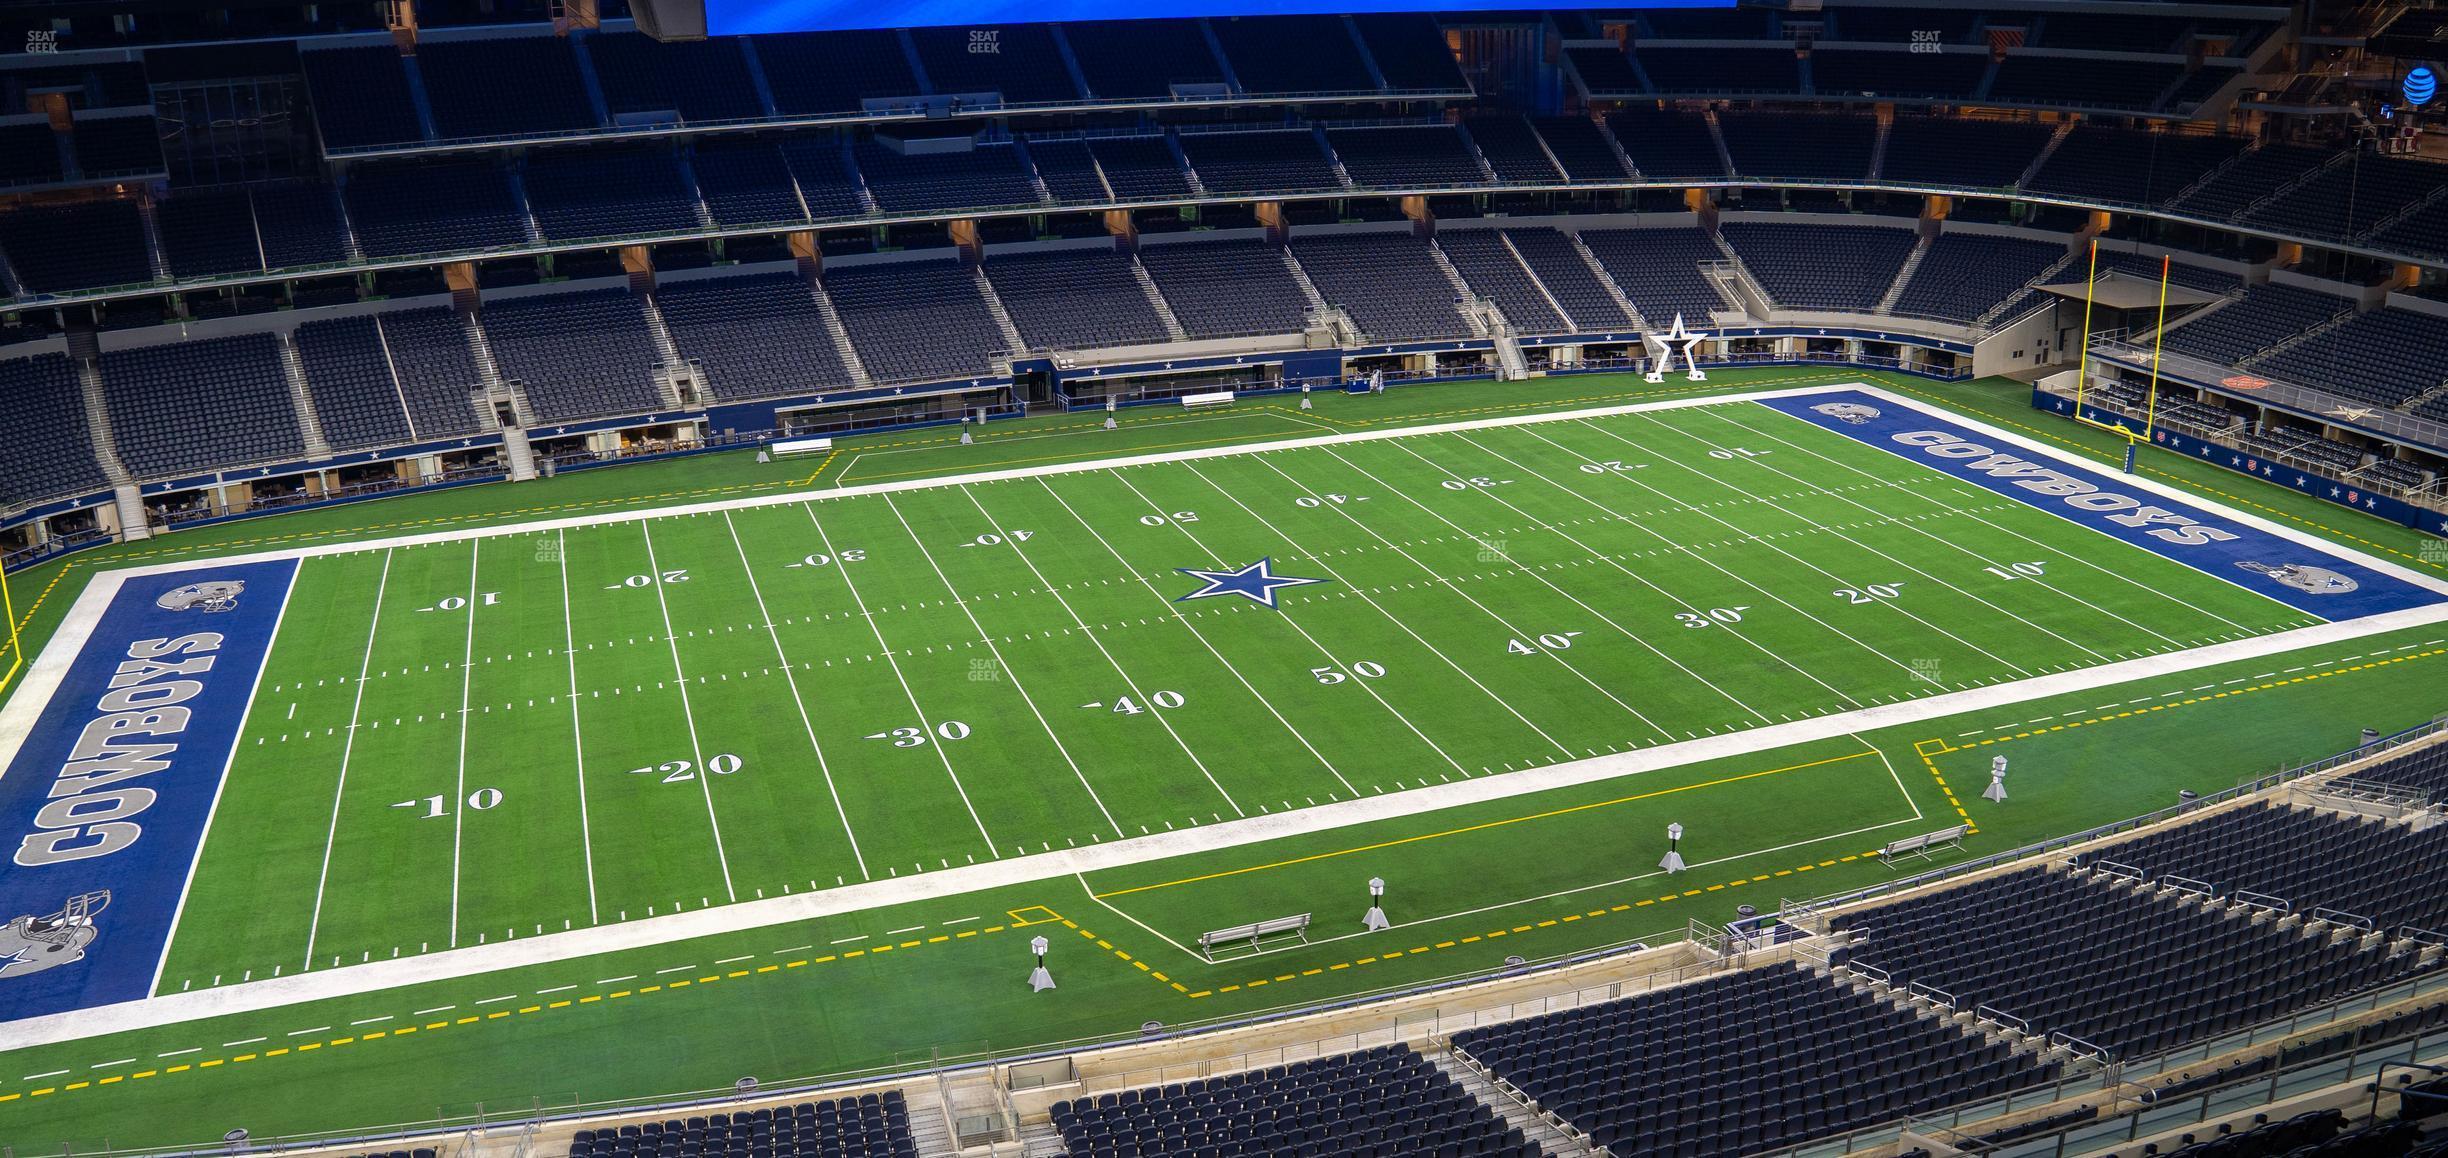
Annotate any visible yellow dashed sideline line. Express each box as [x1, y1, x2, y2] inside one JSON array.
[[1923, 647, 2448, 759], [0, 919, 1045, 1106]]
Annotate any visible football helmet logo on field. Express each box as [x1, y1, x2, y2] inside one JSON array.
[[156, 580, 246, 613], [0, 891, 110, 981], [2237, 561, 2358, 595], [1812, 402, 1882, 425]]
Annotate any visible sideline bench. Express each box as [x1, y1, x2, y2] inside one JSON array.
[[1879, 824, 1969, 867], [1197, 913, 1311, 961], [770, 436, 834, 457], [1181, 390, 1236, 409]]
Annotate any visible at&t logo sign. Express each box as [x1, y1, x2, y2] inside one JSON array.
[[2406, 66, 2437, 107]]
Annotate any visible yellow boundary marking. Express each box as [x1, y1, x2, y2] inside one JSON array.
[[1919, 646, 2448, 760], [1093, 749, 1879, 900]]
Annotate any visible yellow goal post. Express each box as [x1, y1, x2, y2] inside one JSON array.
[[2070, 242, 2177, 445]]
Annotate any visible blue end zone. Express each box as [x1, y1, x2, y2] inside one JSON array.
[[0, 559, 296, 1022], [1758, 391, 2445, 622]]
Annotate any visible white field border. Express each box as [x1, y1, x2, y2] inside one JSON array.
[[4, 381, 2448, 1049]]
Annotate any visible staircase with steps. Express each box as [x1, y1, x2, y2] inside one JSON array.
[[1167, 129, 1210, 198], [1435, 1045, 1598, 1155], [1312, 125, 1358, 191], [462, 313, 508, 391], [1591, 115, 1641, 180], [111, 485, 153, 542], [1564, 231, 1647, 330], [1451, 120, 1503, 183], [1874, 234, 1934, 316], [2232, 149, 2354, 223], [973, 266, 1031, 357], [1011, 138, 1059, 206], [2395, 379, 2448, 414], [1974, 249, 2078, 329], [74, 356, 134, 485], [634, 291, 693, 410], [1867, 114, 1893, 180], [134, 198, 172, 283], [2360, 182, 2448, 243], [805, 276, 875, 388], [1426, 243, 1491, 338], [1280, 247, 1333, 317], [498, 425, 538, 481], [675, 149, 719, 232], [329, 183, 367, 265], [274, 333, 334, 459], [1486, 312, 1529, 379], [507, 167, 547, 245], [459, 313, 539, 430], [1700, 108, 1738, 178], [1703, 232, 1774, 317], [2015, 120, 2078, 190], [1130, 254, 1191, 341], [905, 1092, 958, 1158], [1017, 1119, 1067, 1158], [2168, 143, 2260, 211], [2238, 302, 2361, 369], [1496, 232, 1577, 331]]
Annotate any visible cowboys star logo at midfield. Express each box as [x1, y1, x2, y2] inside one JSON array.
[[154, 579, 247, 613], [2237, 561, 2358, 595], [1174, 557, 1330, 609], [0, 891, 110, 981]]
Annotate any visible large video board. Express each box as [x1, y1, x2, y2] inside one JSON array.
[[707, 0, 1728, 36]]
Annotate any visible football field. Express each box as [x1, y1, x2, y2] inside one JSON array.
[[7, 383, 2445, 1043]]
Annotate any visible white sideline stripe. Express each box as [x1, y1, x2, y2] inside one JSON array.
[[639, 521, 739, 903], [10, 601, 2448, 1048], [301, 551, 395, 972], [5, 384, 2448, 1051]]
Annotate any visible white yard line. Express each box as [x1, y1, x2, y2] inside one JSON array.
[[151, 564, 300, 996], [302, 550, 394, 972], [16, 600, 2448, 1048], [1436, 431, 1869, 707], [1638, 410, 2187, 649], [1036, 476, 1361, 798], [721, 510, 872, 879], [637, 521, 738, 903], [1105, 470, 1469, 778], [449, 540, 481, 947], [1252, 450, 1668, 739], [1182, 461, 1573, 758], [10, 384, 2448, 1049], [878, 493, 1125, 839], [557, 529, 602, 925], [803, 500, 1003, 855], [1369, 438, 1773, 722], [1565, 419, 2046, 675], [957, 482, 1246, 818], [60, 383, 2448, 600], [1712, 405, 2277, 636]]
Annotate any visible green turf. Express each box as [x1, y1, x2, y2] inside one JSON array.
[[3, 623, 2440, 1149], [3, 370, 2444, 1149], [150, 394, 2318, 985]]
